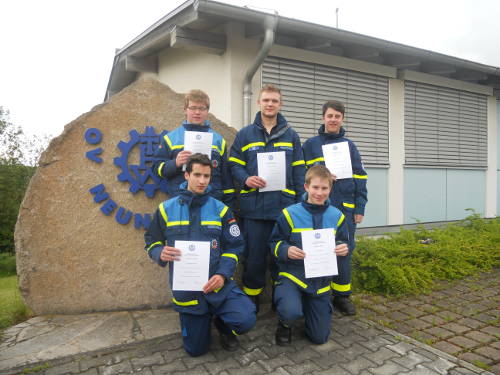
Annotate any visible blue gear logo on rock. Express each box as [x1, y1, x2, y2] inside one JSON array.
[[113, 126, 168, 198]]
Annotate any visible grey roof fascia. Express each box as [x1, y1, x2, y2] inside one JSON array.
[[105, 0, 500, 100], [274, 14, 500, 77]]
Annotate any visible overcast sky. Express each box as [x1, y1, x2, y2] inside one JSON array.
[[1, 0, 499, 139]]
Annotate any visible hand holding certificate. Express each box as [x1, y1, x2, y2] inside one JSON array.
[[301, 229, 338, 278], [172, 241, 210, 291], [322, 141, 352, 179], [257, 151, 286, 192]]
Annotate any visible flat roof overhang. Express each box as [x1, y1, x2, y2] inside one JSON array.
[[105, 0, 500, 100]]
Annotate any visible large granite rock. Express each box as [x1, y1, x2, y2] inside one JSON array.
[[15, 77, 237, 314]]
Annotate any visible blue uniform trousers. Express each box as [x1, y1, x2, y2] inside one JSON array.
[[241, 218, 277, 295], [274, 278, 332, 344], [178, 288, 256, 357]]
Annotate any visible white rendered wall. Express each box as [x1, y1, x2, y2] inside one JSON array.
[[157, 22, 260, 130], [387, 79, 405, 225], [486, 96, 498, 217]]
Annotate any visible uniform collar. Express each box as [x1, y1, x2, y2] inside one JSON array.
[[182, 120, 212, 132], [318, 124, 345, 140], [178, 182, 211, 207]]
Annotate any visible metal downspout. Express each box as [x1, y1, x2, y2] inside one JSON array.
[[243, 13, 278, 126]]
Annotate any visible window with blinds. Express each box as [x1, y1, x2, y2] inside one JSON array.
[[405, 81, 488, 168], [262, 56, 389, 166]]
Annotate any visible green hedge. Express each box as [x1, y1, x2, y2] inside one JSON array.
[[352, 213, 500, 296]]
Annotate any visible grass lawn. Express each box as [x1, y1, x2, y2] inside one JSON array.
[[0, 275, 32, 331]]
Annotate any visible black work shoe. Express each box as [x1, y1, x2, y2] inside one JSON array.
[[275, 323, 292, 346], [250, 295, 260, 314], [332, 295, 356, 315], [220, 332, 239, 351]]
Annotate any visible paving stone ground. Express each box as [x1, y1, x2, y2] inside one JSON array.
[[1, 270, 497, 375], [357, 268, 500, 374]]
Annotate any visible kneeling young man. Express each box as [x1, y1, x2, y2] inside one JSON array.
[[269, 165, 349, 345], [145, 153, 256, 356]]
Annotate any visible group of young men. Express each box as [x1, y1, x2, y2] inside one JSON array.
[[144, 85, 368, 356]]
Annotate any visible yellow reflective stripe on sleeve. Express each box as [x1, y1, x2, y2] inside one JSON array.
[[159, 204, 168, 223], [282, 208, 294, 230], [166, 221, 190, 227], [243, 286, 263, 296], [146, 241, 163, 253], [164, 135, 173, 149], [343, 202, 355, 208], [337, 214, 345, 227], [223, 189, 235, 194], [330, 282, 351, 292], [229, 156, 246, 166], [164, 135, 184, 150], [274, 142, 293, 148], [172, 298, 199, 306], [157, 162, 165, 177], [274, 240, 282, 258], [291, 228, 313, 232], [211, 144, 220, 154], [282, 189, 296, 195], [213, 287, 222, 293], [221, 253, 238, 262], [241, 188, 256, 193], [201, 221, 222, 226], [221, 139, 226, 156], [292, 160, 305, 166], [306, 157, 325, 165], [241, 142, 265, 152], [353, 174, 368, 179], [279, 272, 308, 289], [219, 205, 229, 218], [231, 330, 239, 336], [317, 285, 331, 294]]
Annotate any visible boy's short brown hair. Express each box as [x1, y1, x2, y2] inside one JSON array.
[[185, 153, 213, 173], [305, 164, 335, 187], [184, 89, 210, 110]]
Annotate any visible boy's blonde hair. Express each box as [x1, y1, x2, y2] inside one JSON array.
[[184, 89, 210, 110], [305, 165, 335, 187]]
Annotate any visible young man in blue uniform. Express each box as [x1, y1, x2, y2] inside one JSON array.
[[270, 165, 349, 345], [152, 89, 234, 206], [229, 84, 306, 311], [302, 100, 368, 315], [144, 153, 256, 356]]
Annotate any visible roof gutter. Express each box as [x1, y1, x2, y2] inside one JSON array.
[[243, 13, 278, 126]]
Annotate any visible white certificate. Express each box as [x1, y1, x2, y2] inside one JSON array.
[[184, 131, 213, 159], [322, 142, 352, 179], [257, 151, 286, 192], [302, 229, 338, 278], [172, 241, 210, 291]]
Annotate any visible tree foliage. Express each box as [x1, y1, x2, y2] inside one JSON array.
[[0, 106, 50, 253]]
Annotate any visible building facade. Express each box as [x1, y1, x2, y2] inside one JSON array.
[[106, 0, 499, 229]]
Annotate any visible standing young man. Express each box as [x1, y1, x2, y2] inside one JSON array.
[[302, 100, 368, 315], [152, 89, 234, 206], [270, 165, 349, 345], [229, 84, 306, 310], [145, 154, 256, 356]]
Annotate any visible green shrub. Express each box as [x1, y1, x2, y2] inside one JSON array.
[[0, 275, 32, 330], [352, 214, 500, 296], [0, 253, 16, 277]]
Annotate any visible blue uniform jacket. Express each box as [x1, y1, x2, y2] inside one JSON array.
[[302, 126, 368, 216], [269, 195, 349, 296], [144, 184, 243, 315], [229, 112, 306, 220], [152, 121, 234, 206]]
